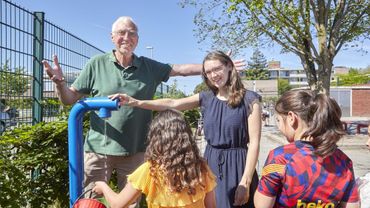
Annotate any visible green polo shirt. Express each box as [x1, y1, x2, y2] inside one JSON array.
[[72, 51, 172, 156]]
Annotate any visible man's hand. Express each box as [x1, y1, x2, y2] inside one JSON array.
[[42, 55, 65, 85], [227, 50, 246, 72]]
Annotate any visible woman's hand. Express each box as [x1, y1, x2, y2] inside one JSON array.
[[233, 183, 250, 206], [108, 93, 138, 107]]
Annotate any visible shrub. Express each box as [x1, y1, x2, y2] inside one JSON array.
[[0, 114, 88, 207]]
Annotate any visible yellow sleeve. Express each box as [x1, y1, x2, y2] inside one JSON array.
[[204, 165, 217, 193], [127, 161, 151, 194]]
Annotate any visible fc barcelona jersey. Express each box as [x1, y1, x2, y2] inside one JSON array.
[[257, 141, 359, 207]]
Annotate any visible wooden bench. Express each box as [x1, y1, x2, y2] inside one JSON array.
[[342, 121, 370, 134]]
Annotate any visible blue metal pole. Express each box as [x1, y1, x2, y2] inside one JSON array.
[[68, 97, 119, 207]]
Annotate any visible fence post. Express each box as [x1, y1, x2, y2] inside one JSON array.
[[32, 12, 45, 124]]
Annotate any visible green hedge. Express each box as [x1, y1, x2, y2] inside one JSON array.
[[0, 120, 69, 207], [0, 113, 88, 207]]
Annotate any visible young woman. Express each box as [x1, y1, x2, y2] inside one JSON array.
[[254, 89, 360, 208], [93, 109, 216, 208], [110, 51, 262, 207]]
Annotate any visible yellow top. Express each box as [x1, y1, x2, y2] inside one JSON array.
[[128, 161, 216, 208]]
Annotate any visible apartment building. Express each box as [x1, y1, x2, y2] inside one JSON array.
[[267, 61, 346, 86], [267, 60, 308, 86]]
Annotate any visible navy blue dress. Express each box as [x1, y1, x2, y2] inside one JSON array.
[[200, 90, 260, 208]]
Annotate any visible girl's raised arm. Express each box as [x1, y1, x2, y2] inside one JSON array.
[[109, 93, 200, 111]]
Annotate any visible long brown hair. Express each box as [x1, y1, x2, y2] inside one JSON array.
[[145, 109, 208, 195], [202, 51, 245, 107], [275, 89, 345, 157]]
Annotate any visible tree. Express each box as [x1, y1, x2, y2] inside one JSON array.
[[278, 79, 292, 95], [0, 61, 30, 97], [245, 48, 269, 80], [161, 80, 201, 128], [193, 82, 208, 94], [334, 68, 370, 86], [163, 79, 186, 98], [180, 0, 370, 94], [364, 65, 370, 74]]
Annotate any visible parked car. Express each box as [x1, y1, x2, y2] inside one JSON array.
[[0, 107, 18, 133]]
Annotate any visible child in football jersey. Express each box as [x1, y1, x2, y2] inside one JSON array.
[[254, 89, 360, 208], [93, 109, 216, 208]]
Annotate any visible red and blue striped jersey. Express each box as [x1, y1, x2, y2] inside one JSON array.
[[257, 141, 359, 207]]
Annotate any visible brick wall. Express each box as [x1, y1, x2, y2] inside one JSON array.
[[352, 89, 370, 116]]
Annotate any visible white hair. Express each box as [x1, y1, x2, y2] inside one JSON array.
[[111, 16, 138, 33]]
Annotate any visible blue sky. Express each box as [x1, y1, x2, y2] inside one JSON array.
[[11, 0, 370, 95]]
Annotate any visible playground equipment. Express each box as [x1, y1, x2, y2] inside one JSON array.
[[68, 97, 119, 207], [73, 189, 106, 208]]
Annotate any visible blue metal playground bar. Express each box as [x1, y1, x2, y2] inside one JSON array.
[[68, 97, 120, 207]]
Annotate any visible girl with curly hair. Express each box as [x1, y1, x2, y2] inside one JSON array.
[[93, 109, 217, 208]]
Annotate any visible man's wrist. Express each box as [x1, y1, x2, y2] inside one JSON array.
[[55, 77, 66, 88], [54, 76, 65, 84]]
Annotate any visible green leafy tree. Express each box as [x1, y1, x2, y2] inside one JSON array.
[[163, 79, 186, 98], [180, 0, 370, 94], [245, 49, 269, 80], [278, 79, 292, 96], [193, 82, 208, 94], [334, 68, 370, 86], [161, 80, 201, 128], [0, 61, 30, 97], [363, 65, 370, 74]]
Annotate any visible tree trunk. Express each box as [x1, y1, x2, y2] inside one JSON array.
[[299, 53, 333, 95], [299, 51, 317, 91], [316, 62, 332, 95], [300, 60, 315, 88]]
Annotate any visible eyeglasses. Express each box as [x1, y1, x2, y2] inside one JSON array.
[[204, 66, 225, 77], [113, 29, 138, 38]]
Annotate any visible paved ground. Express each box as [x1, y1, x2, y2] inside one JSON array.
[[196, 119, 370, 178]]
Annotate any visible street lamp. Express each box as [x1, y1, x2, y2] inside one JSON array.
[[146, 46, 154, 59]]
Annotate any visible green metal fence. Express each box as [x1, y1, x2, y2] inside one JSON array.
[[0, 0, 105, 132]]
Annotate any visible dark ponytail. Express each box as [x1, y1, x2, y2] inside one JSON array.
[[275, 90, 345, 157]]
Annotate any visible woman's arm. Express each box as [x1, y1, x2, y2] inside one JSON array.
[[234, 102, 262, 206], [109, 93, 200, 111], [93, 181, 141, 208], [204, 190, 216, 208]]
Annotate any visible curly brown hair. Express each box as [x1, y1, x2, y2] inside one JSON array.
[[145, 109, 209, 195], [202, 51, 246, 107]]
